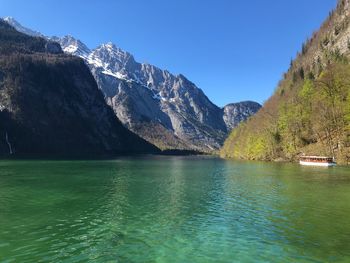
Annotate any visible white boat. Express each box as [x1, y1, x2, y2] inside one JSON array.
[[299, 156, 336, 167]]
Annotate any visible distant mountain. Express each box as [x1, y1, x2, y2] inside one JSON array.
[[0, 19, 159, 157], [55, 36, 261, 152], [6, 17, 261, 152], [221, 0, 350, 164], [223, 101, 262, 130]]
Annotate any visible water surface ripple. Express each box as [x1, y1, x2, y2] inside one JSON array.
[[0, 156, 349, 262]]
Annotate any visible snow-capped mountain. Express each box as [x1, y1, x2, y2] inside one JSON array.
[[51, 35, 91, 58], [5, 17, 261, 152], [3, 17, 43, 37], [60, 37, 261, 151]]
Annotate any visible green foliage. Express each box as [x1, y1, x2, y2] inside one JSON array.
[[277, 103, 303, 157], [222, 63, 350, 164], [245, 135, 268, 160], [346, 92, 350, 128], [299, 78, 314, 100], [222, 3, 350, 164]]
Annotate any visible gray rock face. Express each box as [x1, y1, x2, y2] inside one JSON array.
[[6, 17, 262, 152], [45, 41, 62, 54], [223, 101, 262, 131], [54, 36, 261, 151], [51, 35, 91, 57]]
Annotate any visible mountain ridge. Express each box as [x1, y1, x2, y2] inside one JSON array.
[[4, 17, 261, 152], [53, 33, 261, 152], [0, 19, 159, 157]]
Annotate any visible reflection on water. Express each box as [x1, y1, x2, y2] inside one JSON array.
[[0, 157, 349, 262]]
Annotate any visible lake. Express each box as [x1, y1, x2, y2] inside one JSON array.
[[0, 156, 349, 262]]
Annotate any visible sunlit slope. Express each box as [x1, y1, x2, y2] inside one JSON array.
[[221, 0, 350, 164]]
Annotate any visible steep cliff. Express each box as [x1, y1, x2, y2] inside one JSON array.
[[55, 38, 261, 152], [0, 20, 159, 157]]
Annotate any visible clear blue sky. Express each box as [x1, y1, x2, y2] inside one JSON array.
[[0, 0, 337, 106]]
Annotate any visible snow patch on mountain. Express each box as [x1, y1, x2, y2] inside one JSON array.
[[63, 44, 78, 54], [102, 70, 129, 81]]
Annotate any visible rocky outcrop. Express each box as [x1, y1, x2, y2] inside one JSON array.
[[45, 41, 62, 54], [223, 101, 262, 130]]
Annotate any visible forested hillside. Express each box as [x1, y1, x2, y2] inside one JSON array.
[[221, 0, 350, 164], [0, 20, 159, 157]]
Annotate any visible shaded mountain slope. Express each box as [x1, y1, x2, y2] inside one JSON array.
[[0, 20, 159, 157]]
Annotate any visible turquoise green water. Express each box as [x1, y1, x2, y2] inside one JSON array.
[[0, 156, 350, 262]]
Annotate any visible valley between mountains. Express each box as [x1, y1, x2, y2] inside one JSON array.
[[0, 17, 261, 156]]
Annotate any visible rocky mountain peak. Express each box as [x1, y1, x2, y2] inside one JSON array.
[[51, 35, 91, 58], [92, 42, 136, 70]]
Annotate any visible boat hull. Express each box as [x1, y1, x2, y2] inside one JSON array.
[[299, 161, 336, 167]]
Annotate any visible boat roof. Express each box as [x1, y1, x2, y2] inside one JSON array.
[[300, 156, 332, 158]]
